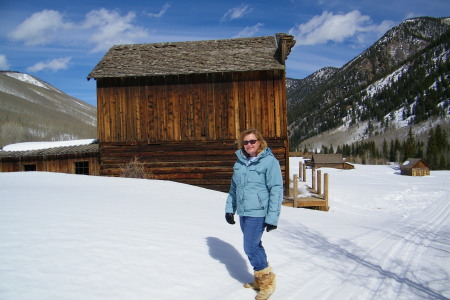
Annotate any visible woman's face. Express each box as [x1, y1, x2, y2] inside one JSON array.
[[243, 133, 261, 157]]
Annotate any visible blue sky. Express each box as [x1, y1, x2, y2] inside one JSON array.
[[0, 0, 448, 106]]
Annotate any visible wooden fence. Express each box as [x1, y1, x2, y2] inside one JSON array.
[[285, 161, 329, 211]]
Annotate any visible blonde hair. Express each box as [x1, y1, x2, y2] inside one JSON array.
[[237, 128, 267, 154]]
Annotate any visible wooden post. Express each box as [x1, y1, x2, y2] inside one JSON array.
[[317, 170, 322, 195], [299, 161, 303, 181], [324, 173, 329, 211], [312, 166, 316, 192], [303, 163, 307, 182], [289, 178, 293, 197], [293, 174, 299, 207]]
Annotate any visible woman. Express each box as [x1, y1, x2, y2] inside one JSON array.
[[225, 128, 283, 300]]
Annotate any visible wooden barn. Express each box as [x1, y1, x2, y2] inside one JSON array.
[[311, 153, 354, 169], [0, 141, 100, 175], [400, 158, 430, 176], [87, 34, 296, 192]]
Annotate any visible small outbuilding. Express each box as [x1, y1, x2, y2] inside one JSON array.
[[87, 34, 296, 192], [0, 141, 100, 175], [311, 153, 354, 169], [400, 158, 430, 176]]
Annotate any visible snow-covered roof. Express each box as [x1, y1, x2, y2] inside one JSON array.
[[400, 158, 429, 170], [0, 139, 99, 159], [2, 139, 97, 152]]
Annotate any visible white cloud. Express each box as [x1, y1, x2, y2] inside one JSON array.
[[27, 57, 72, 73], [0, 54, 10, 70], [8, 9, 149, 53], [289, 10, 394, 46], [8, 10, 72, 46], [221, 4, 252, 22], [148, 3, 171, 18], [232, 23, 263, 38], [82, 9, 149, 52]]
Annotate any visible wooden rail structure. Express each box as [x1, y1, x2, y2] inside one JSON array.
[[284, 161, 329, 211]]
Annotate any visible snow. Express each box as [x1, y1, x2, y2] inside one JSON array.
[[2, 139, 97, 151], [364, 65, 408, 99], [3, 72, 61, 93], [1, 158, 449, 300]]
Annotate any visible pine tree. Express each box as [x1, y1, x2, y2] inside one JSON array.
[[403, 127, 416, 161], [426, 128, 439, 169], [389, 139, 395, 162], [382, 139, 389, 159]]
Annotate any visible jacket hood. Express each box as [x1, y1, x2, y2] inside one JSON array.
[[235, 147, 273, 163]]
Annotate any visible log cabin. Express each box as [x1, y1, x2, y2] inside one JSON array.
[[400, 158, 430, 176], [311, 153, 355, 169], [0, 141, 100, 175], [87, 34, 296, 192]]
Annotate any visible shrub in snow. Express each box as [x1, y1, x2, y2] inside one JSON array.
[[120, 156, 152, 179]]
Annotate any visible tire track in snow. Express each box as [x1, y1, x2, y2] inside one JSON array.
[[371, 194, 450, 299], [332, 193, 450, 300]]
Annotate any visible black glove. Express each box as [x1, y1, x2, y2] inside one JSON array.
[[225, 213, 236, 224], [265, 223, 277, 232]]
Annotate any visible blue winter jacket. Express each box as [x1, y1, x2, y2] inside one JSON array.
[[225, 147, 283, 226]]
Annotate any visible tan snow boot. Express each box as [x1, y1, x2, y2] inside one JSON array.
[[254, 266, 276, 300], [243, 273, 260, 290]]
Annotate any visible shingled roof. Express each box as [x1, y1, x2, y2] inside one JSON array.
[[87, 35, 294, 79], [312, 154, 344, 164], [400, 158, 430, 170], [0, 144, 99, 160]]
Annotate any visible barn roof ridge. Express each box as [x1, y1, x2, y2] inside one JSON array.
[[87, 34, 295, 79], [0, 144, 99, 159], [401, 158, 430, 169]]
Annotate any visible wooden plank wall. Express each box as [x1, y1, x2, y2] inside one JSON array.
[[96, 69, 289, 192], [96, 70, 287, 143], [100, 139, 288, 192], [0, 156, 100, 175]]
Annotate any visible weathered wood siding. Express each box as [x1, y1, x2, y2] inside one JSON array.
[[96, 70, 289, 192], [0, 156, 100, 175], [100, 139, 287, 192], [96, 70, 287, 142], [401, 160, 430, 176]]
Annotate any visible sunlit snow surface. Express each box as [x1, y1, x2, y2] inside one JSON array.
[[1, 158, 449, 300]]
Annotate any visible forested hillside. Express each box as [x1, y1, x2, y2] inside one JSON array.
[[0, 72, 97, 147], [287, 17, 450, 169]]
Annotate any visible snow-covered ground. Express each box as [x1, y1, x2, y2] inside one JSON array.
[[1, 158, 449, 300]]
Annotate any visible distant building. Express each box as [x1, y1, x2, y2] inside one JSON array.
[[311, 153, 354, 169], [400, 158, 430, 176], [0, 141, 100, 175]]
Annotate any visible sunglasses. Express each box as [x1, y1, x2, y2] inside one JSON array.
[[243, 139, 258, 145]]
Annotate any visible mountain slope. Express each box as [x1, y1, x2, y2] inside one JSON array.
[[288, 17, 450, 152], [0, 71, 97, 147]]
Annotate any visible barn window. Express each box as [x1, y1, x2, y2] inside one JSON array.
[[75, 161, 89, 175], [24, 164, 36, 171]]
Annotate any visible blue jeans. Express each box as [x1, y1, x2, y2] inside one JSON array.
[[240, 216, 268, 271]]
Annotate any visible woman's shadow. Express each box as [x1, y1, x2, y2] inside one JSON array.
[[206, 237, 253, 283]]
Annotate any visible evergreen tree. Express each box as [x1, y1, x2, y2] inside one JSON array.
[[382, 139, 389, 159], [426, 128, 439, 169], [389, 140, 395, 162], [403, 127, 416, 160]]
